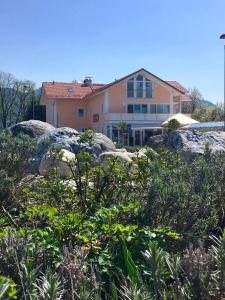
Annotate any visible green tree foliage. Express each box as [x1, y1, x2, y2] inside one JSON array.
[[188, 87, 204, 111], [167, 119, 181, 130], [0, 71, 36, 128], [192, 102, 224, 122], [118, 120, 128, 147]]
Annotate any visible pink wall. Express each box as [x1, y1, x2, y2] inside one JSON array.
[[86, 93, 104, 127], [108, 81, 126, 113], [56, 99, 87, 129]]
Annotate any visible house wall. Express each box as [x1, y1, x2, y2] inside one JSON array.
[[86, 93, 104, 129], [56, 99, 87, 129]]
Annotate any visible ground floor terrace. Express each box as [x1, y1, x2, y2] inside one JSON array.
[[84, 123, 165, 147], [81, 123, 165, 146], [108, 124, 164, 146]]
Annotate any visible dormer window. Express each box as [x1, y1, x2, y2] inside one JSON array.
[[127, 75, 152, 98], [68, 88, 75, 93]]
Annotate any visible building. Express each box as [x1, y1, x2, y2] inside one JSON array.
[[40, 68, 192, 146]]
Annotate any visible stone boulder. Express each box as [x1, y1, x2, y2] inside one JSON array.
[[36, 128, 117, 158], [148, 134, 167, 151], [39, 149, 75, 177], [11, 120, 55, 138], [99, 151, 132, 166], [167, 129, 225, 159], [126, 149, 147, 161], [93, 133, 116, 152], [36, 127, 90, 156]]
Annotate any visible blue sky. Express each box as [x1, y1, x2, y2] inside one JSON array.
[[0, 0, 225, 103]]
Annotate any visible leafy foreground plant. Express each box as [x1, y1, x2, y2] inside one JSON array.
[[1, 130, 225, 299]]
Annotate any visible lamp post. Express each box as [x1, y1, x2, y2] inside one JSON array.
[[220, 34, 225, 131]]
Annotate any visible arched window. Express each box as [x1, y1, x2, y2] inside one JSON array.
[[127, 75, 152, 98]]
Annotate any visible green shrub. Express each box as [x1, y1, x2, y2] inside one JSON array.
[[167, 118, 181, 130], [1, 130, 225, 298]]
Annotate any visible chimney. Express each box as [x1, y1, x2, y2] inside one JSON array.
[[83, 77, 92, 86]]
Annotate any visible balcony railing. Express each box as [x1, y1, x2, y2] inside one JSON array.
[[104, 113, 174, 123]]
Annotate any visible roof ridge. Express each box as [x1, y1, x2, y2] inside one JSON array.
[[42, 81, 105, 84]]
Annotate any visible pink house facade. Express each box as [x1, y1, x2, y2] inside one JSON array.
[[41, 68, 192, 146]]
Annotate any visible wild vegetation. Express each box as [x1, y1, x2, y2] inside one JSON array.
[[0, 71, 44, 128], [1, 129, 225, 299], [188, 87, 224, 122]]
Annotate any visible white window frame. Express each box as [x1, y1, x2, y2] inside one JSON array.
[[127, 75, 153, 99]]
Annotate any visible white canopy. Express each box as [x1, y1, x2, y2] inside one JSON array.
[[161, 113, 199, 127]]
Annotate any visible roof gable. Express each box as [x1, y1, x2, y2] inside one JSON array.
[[42, 68, 188, 100], [87, 68, 187, 97]]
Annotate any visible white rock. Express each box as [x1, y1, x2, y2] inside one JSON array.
[[99, 151, 132, 166], [127, 149, 147, 161], [39, 149, 75, 177]]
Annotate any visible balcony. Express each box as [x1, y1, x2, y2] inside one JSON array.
[[104, 113, 174, 123]]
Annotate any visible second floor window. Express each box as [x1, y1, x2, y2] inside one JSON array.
[[127, 75, 152, 98], [150, 104, 170, 114], [128, 104, 148, 113], [128, 104, 170, 114]]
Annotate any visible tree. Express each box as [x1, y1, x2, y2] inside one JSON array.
[[118, 120, 128, 147], [192, 102, 224, 122], [0, 71, 35, 128], [188, 87, 204, 111], [14, 80, 36, 124], [167, 119, 181, 131]]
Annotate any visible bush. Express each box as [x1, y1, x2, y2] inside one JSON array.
[[0, 130, 35, 209], [0, 130, 225, 298], [167, 118, 181, 130]]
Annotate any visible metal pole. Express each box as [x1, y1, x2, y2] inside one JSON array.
[[224, 45, 225, 131]]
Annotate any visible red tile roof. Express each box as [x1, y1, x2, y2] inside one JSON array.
[[165, 81, 188, 94], [42, 82, 105, 99], [42, 69, 188, 100]]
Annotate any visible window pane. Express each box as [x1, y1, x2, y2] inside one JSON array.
[[134, 104, 141, 113], [150, 104, 156, 114], [136, 75, 143, 81], [127, 81, 134, 97], [164, 105, 170, 113], [78, 108, 84, 117], [142, 104, 147, 113], [136, 81, 143, 98], [128, 104, 133, 113], [128, 90, 134, 97], [127, 81, 134, 89], [136, 89, 143, 98], [145, 81, 152, 98], [157, 105, 164, 114]]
